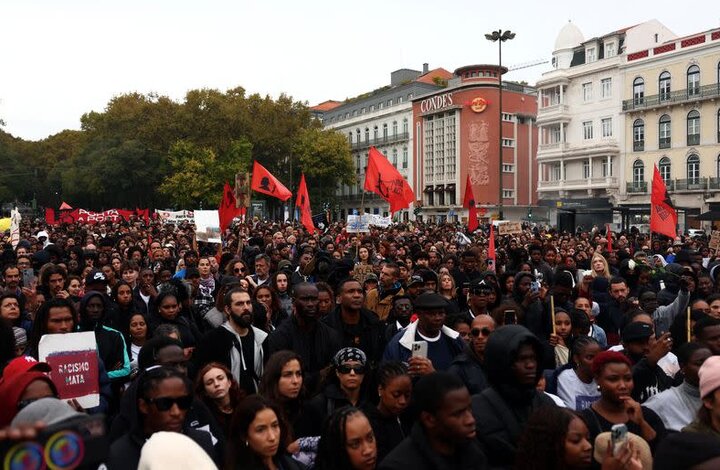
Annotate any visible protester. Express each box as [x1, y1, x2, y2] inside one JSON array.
[[448, 314, 494, 394], [195, 362, 244, 437]]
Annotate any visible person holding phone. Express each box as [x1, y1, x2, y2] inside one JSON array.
[[382, 292, 465, 375]]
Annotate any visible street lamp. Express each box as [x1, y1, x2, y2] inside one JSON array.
[[485, 29, 515, 221]]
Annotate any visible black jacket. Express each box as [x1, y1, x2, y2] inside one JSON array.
[[472, 325, 557, 469], [148, 311, 202, 348], [300, 382, 366, 436], [267, 315, 342, 393], [363, 404, 411, 464], [447, 350, 489, 395], [379, 422, 487, 470], [321, 307, 386, 367]]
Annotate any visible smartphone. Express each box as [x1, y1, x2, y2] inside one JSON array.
[[22, 268, 36, 288], [610, 423, 628, 457], [0, 414, 107, 470], [504, 309, 517, 325], [411, 340, 428, 359], [530, 281, 541, 294]]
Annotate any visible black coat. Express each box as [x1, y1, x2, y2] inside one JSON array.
[[447, 350, 489, 395], [379, 423, 487, 470], [299, 382, 366, 436], [267, 315, 342, 393], [321, 307, 386, 367], [363, 404, 411, 464]]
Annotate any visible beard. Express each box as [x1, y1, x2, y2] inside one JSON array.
[[230, 310, 253, 328]]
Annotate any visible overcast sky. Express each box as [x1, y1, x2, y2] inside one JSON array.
[[0, 0, 714, 141]]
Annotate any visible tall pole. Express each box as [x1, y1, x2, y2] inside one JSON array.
[[498, 38, 504, 221]]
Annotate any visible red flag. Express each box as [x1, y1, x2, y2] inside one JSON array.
[[650, 165, 677, 239], [251, 161, 292, 201], [488, 224, 496, 272], [45, 208, 56, 225], [295, 174, 315, 234], [219, 182, 243, 230], [364, 147, 414, 214], [463, 174, 478, 232], [606, 223, 613, 252]]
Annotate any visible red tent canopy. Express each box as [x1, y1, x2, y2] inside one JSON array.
[[59, 202, 73, 210]]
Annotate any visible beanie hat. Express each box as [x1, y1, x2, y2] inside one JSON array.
[[0, 365, 58, 426], [699, 355, 720, 399], [138, 431, 218, 470], [11, 397, 82, 426]]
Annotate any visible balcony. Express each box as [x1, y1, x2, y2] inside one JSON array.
[[627, 182, 648, 193], [675, 178, 707, 191], [687, 134, 700, 146], [538, 177, 618, 192], [537, 104, 570, 125], [633, 141, 644, 151], [351, 132, 409, 151], [659, 138, 671, 149], [622, 83, 720, 111]]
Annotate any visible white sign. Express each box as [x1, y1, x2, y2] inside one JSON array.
[[39, 332, 100, 409], [157, 210, 195, 223], [496, 221, 523, 235], [194, 210, 221, 243], [346, 215, 370, 233]]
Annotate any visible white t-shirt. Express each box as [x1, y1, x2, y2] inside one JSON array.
[[556, 368, 600, 411]]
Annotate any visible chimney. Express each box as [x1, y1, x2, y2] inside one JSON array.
[[423, 63, 429, 74]]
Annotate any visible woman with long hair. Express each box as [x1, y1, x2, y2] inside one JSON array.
[[253, 285, 284, 331], [271, 271, 293, 320], [225, 395, 304, 470], [124, 312, 149, 380], [438, 273, 460, 314], [553, 336, 602, 411], [362, 361, 411, 463], [315, 406, 377, 470], [195, 362, 244, 438], [590, 253, 611, 279], [110, 280, 136, 330]]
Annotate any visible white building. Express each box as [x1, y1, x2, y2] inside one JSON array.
[[314, 65, 452, 220], [536, 20, 675, 231]]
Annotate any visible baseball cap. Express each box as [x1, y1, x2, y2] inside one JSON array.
[[622, 322, 653, 343], [2, 356, 51, 380], [407, 275, 425, 287], [85, 269, 108, 286]]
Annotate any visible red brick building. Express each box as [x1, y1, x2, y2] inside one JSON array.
[[411, 65, 538, 222]]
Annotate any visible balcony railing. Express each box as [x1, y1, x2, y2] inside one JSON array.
[[623, 83, 720, 111], [675, 178, 707, 190], [687, 134, 700, 146], [351, 132, 409, 151], [659, 137, 671, 149], [627, 182, 648, 193], [633, 141, 644, 151]]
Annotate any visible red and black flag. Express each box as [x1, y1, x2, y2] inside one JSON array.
[[251, 161, 292, 201], [295, 174, 315, 234], [650, 164, 677, 239], [463, 174, 478, 232], [219, 182, 243, 230], [363, 147, 414, 214]]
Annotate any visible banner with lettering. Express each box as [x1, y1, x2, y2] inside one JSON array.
[[156, 209, 195, 223], [39, 332, 100, 409]]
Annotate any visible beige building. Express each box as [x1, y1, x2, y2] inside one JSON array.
[[619, 26, 720, 229]]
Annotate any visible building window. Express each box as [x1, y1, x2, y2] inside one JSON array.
[[601, 78, 612, 98], [448, 189, 456, 205], [403, 118, 408, 134], [502, 189, 515, 199], [502, 138, 515, 147], [582, 82, 593, 102], [502, 164, 515, 172], [659, 71, 671, 101], [659, 114, 671, 149], [687, 110, 700, 146], [392, 121, 398, 136], [602, 157, 613, 177], [348, 132, 353, 144], [601, 118, 613, 138], [633, 119, 645, 151], [717, 154, 720, 178], [365, 128, 370, 143], [502, 113, 515, 122], [352, 110, 357, 117], [379, 102, 384, 110], [583, 160, 591, 179], [402, 147, 408, 169], [687, 154, 700, 183], [383, 123, 388, 140], [659, 157, 671, 183], [687, 65, 700, 97], [586, 47, 596, 63], [551, 164, 562, 181], [398, 96, 403, 104], [373, 126, 378, 140], [387, 99, 393, 106], [392, 148, 398, 167], [633, 77, 645, 105], [633, 160, 645, 184], [605, 42, 616, 57], [583, 121, 593, 140], [370, 105, 375, 112]]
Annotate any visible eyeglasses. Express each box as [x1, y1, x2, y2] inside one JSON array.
[[234, 267, 246, 273], [337, 364, 366, 375], [470, 327, 492, 338], [146, 395, 193, 411]]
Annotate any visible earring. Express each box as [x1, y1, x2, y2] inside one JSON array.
[[597, 385, 601, 392], [245, 440, 249, 447]]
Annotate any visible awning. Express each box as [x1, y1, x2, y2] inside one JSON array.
[[434, 185, 445, 192], [696, 210, 720, 221], [445, 184, 456, 192], [423, 186, 434, 194]]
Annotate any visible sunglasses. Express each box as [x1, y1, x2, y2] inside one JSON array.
[[470, 327, 492, 338], [337, 364, 366, 375], [234, 267, 246, 273], [471, 288, 492, 296], [146, 395, 193, 411]]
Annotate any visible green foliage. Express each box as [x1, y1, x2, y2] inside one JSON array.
[[293, 128, 354, 206]]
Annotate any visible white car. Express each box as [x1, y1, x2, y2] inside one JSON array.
[[687, 229, 705, 237]]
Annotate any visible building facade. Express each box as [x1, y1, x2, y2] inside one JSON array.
[[535, 20, 676, 231], [411, 65, 538, 223], [316, 65, 452, 220], [619, 26, 720, 230]]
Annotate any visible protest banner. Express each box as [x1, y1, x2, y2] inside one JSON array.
[[194, 210, 222, 243], [709, 230, 720, 256], [346, 215, 370, 233], [39, 332, 100, 409], [369, 214, 392, 228], [497, 221, 523, 236], [156, 209, 195, 223]]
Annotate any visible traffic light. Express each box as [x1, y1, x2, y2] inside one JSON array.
[[527, 208, 533, 220]]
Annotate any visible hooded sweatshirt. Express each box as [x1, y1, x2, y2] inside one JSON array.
[[472, 325, 556, 469], [79, 291, 131, 381]]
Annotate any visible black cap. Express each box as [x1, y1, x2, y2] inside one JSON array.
[[469, 278, 493, 293], [419, 270, 438, 283], [85, 269, 107, 286], [408, 275, 425, 287], [413, 291, 450, 311], [622, 322, 653, 343]]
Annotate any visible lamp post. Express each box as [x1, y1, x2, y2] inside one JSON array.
[[485, 29, 515, 221]]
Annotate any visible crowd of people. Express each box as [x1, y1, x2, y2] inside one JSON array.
[[2, 216, 720, 469]]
